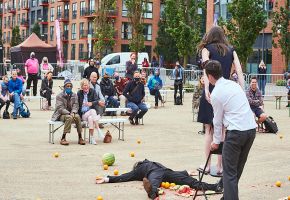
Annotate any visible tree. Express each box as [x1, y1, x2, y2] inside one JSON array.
[[271, 1, 290, 70], [219, 0, 267, 70], [164, 0, 205, 66], [154, 19, 179, 65], [94, 0, 116, 59], [31, 23, 41, 38], [125, 0, 148, 59], [11, 26, 22, 46]]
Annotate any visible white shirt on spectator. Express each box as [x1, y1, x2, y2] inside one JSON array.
[[211, 77, 257, 144]]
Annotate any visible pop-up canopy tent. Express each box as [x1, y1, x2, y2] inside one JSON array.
[[10, 33, 57, 64]]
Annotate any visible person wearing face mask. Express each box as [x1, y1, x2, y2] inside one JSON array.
[[100, 73, 120, 115], [83, 58, 100, 80], [25, 52, 39, 96], [51, 79, 86, 145], [8, 70, 24, 119], [113, 72, 128, 114], [123, 71, 148, 125], [147, 69, 165, 109], [77, 79, 104, 145], [40, 71, 54, 110], [40, 57, 54, 79]]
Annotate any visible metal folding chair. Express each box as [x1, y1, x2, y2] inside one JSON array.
[[193, 142, 224, 200]]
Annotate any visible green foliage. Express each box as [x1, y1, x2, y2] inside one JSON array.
[[272, 1, 290, 70], [276, 79, 287, 86], [11, 26, 22, 46], [154, 20, 179, 64], [31, 23, 41, 38], [94, 0, 116, 59], [164, 0, 205, 66], [219, 0, 267, 70], [125, 0, 148, 57]]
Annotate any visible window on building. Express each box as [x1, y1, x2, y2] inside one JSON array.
[[50, 26, 54, 41], [17, 14, 20, 26], [143, 2, 153, 19], [37, 9, 42, 21], [79, 22, 85, 38], [89, 0, 95, 13], [121, 22, 132, 39], [63, 43, 68, 59], [143, 24, 152, 41], [71, 44, 76, 60], [17, 0, 20, 10], [31, 11, 35, 24], [32, 0, 36, 7], [3, 32, 6, 43], [71, 23, 76, 40], [80, 1, 86, 16], [122, 0, 128, 16], [88, 21, 93, 34], [160, 3, 165, 18], [79, 43, 84, 59], [72, 3, 77, 19], [64, 3, 69, 18], [63, 24, 69, 40], [57, 6, 61, 18], [50, 7, 54, 21], [51, 0, 55, 3]]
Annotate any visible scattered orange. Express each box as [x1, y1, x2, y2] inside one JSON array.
[[164, 182, 170, 189], [103, 165, 109, 170], [170, 183, 176, 187], [97, 196, 103, 200], [275, 181, 281, 187], [130, 152, 135, 157], [114, 169, 119, 175], [288, 196, 290, 200], [53, 152, 59, 158], [161, 182, 166, 188]]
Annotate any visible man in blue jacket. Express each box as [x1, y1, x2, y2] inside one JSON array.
[[123, 71, 148, 125], [148, 69, 165, 108], [8, 70, 24, 119]]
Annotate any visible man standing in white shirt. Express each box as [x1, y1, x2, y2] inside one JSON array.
[[205, 60, 256, 200]]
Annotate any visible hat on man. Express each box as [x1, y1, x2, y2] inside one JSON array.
[[64, 79, 73, 87]]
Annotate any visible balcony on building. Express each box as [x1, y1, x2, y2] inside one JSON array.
[[40, 0, 49, 7], [58, 0, 70, 2], [62, 31, 69, 43], [8, 6, 16, 14], [22, 1, 30, 11], [57, 12, 69, 23], [39, 17, 48, 25], [21, 19, 29, 28], [81, 8, 96, 18]]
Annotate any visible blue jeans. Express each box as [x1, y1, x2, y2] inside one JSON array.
[[11, 93, 24, 117], [106, 96, 120, 108], [127, 102, 148, 119], [258, 78, 266, 96]]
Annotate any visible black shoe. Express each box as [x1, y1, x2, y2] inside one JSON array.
[[13, 115, 17, 120], [143, 178, 158, 200], [129, 117, 135, 125], [135, 117, 139, 125], [214, 179, 223, 193]]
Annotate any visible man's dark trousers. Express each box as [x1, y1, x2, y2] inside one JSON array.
[[174, 80, 183, 103], [26, 73, 38, 96], [223, 129, 256, 200]]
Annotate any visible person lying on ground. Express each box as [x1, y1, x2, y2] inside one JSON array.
[[96, 159, 223, 200]]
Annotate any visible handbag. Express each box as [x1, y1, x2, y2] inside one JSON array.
[[263, 116, 278, 133], [103, 130, 112, 143]]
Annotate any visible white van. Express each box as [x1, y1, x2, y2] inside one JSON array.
[[100, 52, 149, 76]]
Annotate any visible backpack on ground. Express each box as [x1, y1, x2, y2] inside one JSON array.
[[19, 102, 31, 118], [263, 116, 278, 133], [3, 110, 10, 119]]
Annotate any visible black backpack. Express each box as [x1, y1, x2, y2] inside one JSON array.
[[263, 116, 278, 133], [3, 110, 10, 119]]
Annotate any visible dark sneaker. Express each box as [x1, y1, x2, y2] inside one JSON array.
[[135, 117, 139, 125], [78, 138, 86, 145], [13, 115, 17, 120], [60, 139, 69, 145], [129, 117, 135, 125], [214, 179, 223, 192]]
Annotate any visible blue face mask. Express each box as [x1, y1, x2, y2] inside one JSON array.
[[65, 88, 72, 95]]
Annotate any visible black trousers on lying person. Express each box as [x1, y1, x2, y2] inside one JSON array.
[[40, 90, 52, 106], [26, 73, 38, 96], [222, 129, 256, 200], [150, 89, 162, 106], [108, 159, 218, 199]]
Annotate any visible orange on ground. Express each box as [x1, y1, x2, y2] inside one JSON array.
[[275, 181, 281, 187], [103, 165, 109, 170], [114, 169, 119, 175]]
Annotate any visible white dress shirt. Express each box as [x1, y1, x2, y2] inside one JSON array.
[[211, 78, 257, 144]]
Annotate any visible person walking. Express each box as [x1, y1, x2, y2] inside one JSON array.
[[205, 60, 256, 200], [172, 61, 184, 105], [257, 60, 267, 96], [197, 26, 244, 174], [25, 52, 39, 96]]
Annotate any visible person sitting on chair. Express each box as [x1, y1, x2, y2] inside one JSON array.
[[40, 71, 53, 110], [0, 76, 10, 116], [123, 71, 148, 125], [51, 79, 86, 146], [96, 159, 223, 200], [113, 72, 128, 115], [246, 77, 267, 124], [147, 69, 164, 109], [8, 70, 24, 119], [100, 73, 120, 115]]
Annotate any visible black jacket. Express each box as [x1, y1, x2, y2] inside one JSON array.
[[40, 78, 53, 94], [83, 66, 99, 80], [100, 78, 116, 97], [77, 88, 99, 117], [123, 80, 145, 104]]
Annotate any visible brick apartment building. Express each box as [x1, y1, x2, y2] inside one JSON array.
[[207, 0, 288, 73], [1, 0, 164, 62]]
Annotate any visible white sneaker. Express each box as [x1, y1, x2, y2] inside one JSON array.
[[89, 136, 97, 145]]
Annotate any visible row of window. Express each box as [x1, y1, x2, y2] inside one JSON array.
[[2, 29, 28, 43]]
